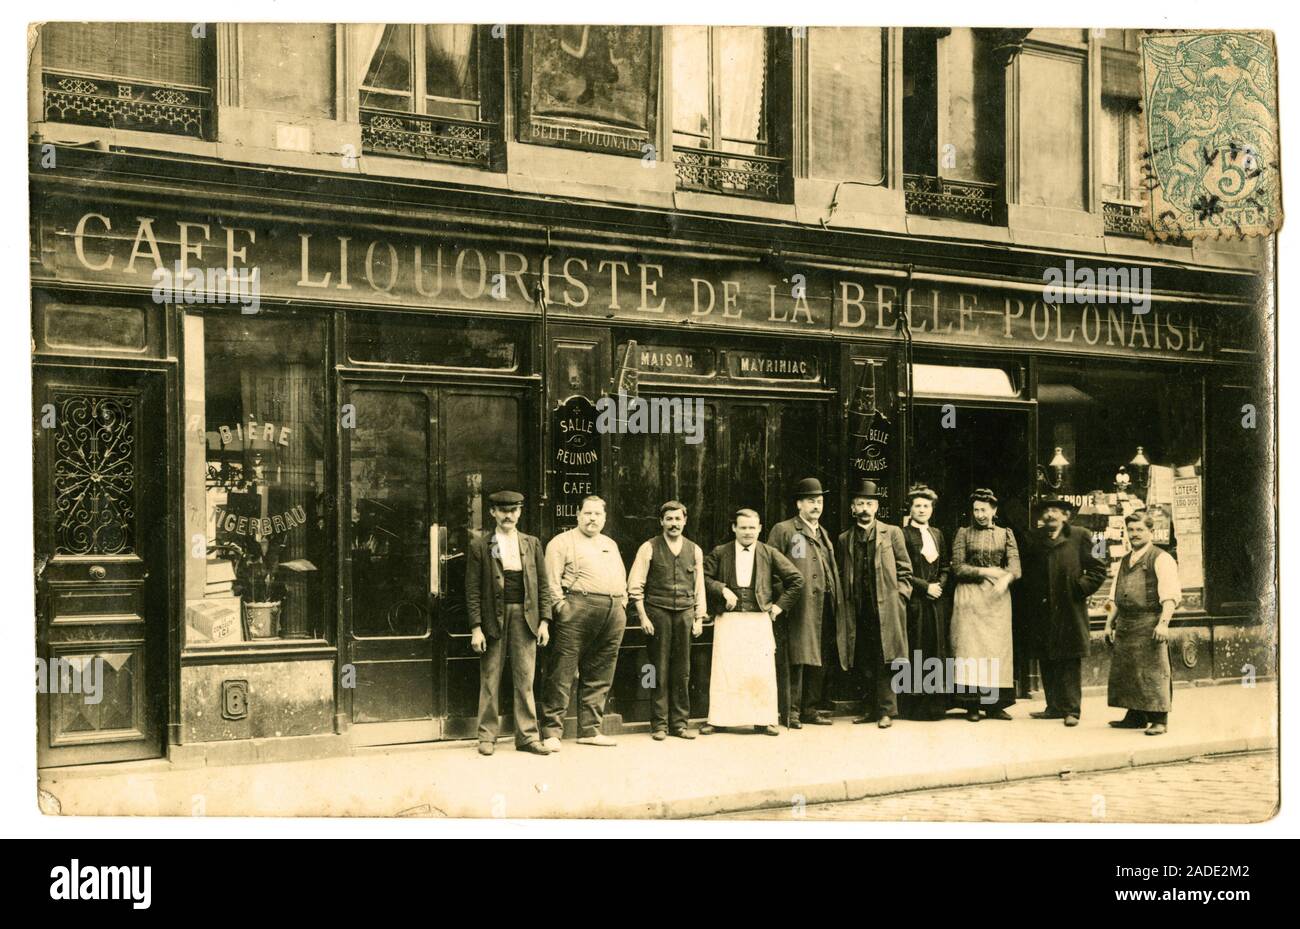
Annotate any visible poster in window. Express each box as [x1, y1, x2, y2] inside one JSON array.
[[518, 26, 660, 157]]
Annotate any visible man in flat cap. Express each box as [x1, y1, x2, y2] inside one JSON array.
[[768, 477, 843, 728], [627, 500, 709, 740], [1023, 496, 1108, 727], [836, 480, 913, 728], [466, 490, 553, 756]]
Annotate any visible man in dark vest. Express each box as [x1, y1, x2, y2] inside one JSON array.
[[1023, 497, 1108, 727], [768, 478, 842, 728], [627, 500, 709, 740], [466, 490, 553, 756]]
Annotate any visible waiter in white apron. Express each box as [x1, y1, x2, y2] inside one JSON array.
[[700, 508, 805, 735]]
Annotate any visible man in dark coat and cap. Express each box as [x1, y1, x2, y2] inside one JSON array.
[[1022, 496, 1109, 726]]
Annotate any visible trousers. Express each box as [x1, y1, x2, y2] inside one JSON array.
[[541, 593, 626, 740], [476, 603, 539, 745], [646, 604, 693, 733]]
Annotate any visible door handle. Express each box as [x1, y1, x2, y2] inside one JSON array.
[[430, 524, 440, 597], [441, 552, 465, 563], [88, 565, 107, 580]]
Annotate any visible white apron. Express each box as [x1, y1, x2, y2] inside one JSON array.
[[950, 579, 1015, 689], [708, 611, 779, 727]]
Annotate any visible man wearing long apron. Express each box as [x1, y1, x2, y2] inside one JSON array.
[[700, 509, 804, 736], [1104, 511, 1182, 736]]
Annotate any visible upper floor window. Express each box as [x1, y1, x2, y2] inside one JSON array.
[[1100, 30, 1145, 236], [40, 22, 213, 139], [357, 24, 502, 169], [902, 27, 1003, 224], [806, 27, 886, 184], [672, 26, 790, 201]]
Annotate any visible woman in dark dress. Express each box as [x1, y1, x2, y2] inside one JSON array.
[[899, 485, 951, 720]]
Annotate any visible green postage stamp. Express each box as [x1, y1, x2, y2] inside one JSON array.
[[1140, 30, 1281, 239]]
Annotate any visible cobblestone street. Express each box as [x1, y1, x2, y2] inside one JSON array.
[[709, 751, 1279, 822]]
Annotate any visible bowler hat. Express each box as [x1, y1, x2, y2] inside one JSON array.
[[488, 490, 525, 507], [1035, 495, 1076, 516], [849, 479, 884, 501], [792, 477, 827, 498]]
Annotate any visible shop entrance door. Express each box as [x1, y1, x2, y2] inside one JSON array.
[[910, 404, 1033, 540], [34, 366, 168, 767], [342, 381, 525, 745]]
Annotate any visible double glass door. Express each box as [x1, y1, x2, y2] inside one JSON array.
[[343, 380, 525, 745]]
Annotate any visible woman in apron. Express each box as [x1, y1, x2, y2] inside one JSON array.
[[949, 489, 1020, 721], [1105, 511, 1182, 735]]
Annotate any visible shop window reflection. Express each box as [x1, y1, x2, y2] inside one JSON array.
[[1038, 361, 1205, 611], [191, 313, 328, 647]]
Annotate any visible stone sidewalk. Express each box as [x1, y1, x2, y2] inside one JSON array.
[[39, 681, 1277, 819]]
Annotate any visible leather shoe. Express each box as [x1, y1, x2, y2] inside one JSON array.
[[788, 718, 803, 730], [577, 733, 617, 747], [1145, 723, 1168, 736], [698, 724, 716, 735], [541, 737, 563, 752], [852, 715, 874, 725], [985, 709, 1013, 721], [671, 729, 696, 740], [1108, 719, 1145, 729], [877, 715, 893, 729], [651, 730, 667, 741], [1030, 710, 1065, 719], [1063, 715, 1079, 727], [965, 709, 981, 722], [516, 740, 550, 755], [758, 725, 780, 736], [806, 715, 833, 726], [477, 741, 495, 756]]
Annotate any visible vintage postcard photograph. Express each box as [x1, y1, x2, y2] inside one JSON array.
[[23, 14, 1280, 831]]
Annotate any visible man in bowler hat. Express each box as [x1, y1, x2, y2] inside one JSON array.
[[466, 490, 553, 756], [836, 480, 913, 728], [767, 478, 843, 728], [1023, 496, 1108, 727]]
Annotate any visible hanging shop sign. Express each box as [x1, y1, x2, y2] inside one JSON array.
[[551, 396, 601, 526]]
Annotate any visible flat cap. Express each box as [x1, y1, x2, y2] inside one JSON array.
[[488, 490, 525, 506]]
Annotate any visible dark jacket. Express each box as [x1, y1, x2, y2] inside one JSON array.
[[1022, 523, 1108, 659], [702, 540, 804, 619], [466, 530, 553, 638], [836, 522, 913, 669], [767, 517, 842, 667]]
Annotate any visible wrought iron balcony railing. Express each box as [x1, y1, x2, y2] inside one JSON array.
[[1103, 199, 1146, 237], [673, 146, 785, 201], [360, 107, 497, 169], [903, 173, 998, 224], [42, 69, 211, 139]]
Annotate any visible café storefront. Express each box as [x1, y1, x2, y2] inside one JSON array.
[[32, 152, 1270, 766]]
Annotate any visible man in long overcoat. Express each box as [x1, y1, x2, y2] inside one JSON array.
[[836, 480, 913, 728], [1022, 497, 1108, 726], [767, 478, 842, 728]]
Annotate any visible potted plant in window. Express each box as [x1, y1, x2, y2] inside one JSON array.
[[212, 537, 317, 639]]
